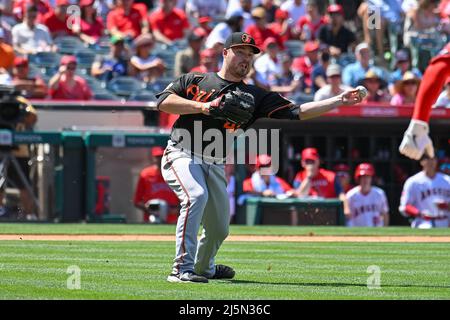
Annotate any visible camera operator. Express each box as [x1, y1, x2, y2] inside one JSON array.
[[0, 92, 38, 220]]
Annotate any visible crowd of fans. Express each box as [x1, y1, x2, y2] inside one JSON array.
[[0, 0, 448, 108]]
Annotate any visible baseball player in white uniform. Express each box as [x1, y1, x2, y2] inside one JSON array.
[[345, 163, 389, 227], [399, 155, 450, 229]]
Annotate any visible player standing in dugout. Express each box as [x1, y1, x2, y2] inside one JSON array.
[[156, 32, 364, 283]]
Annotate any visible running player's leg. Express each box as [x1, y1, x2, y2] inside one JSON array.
[[162, 151, 209, 275], [194, 164, 230, 278]]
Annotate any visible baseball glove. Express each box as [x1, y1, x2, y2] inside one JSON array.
[[208, 88, 255, 126]]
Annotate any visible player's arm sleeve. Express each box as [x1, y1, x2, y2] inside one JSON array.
[[399, 179, 418, 217], [256, 91, 300, 120], [277, 177, 293, 192], [155, 73, 194, 110]]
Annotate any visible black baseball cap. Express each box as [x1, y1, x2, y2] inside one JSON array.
[[224, 32, 261, 54]]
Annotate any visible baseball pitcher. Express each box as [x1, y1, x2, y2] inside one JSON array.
[[156, 32, 364, 283]]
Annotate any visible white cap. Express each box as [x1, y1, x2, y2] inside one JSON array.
[[355, 42, 369, 55]]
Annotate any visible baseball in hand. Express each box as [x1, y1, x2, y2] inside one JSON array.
[[356, 86, 368, 99]]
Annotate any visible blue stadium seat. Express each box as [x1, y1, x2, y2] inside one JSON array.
[[92, 89, 121, 100], [106, 76, 145, 97], [146, 77, 174, 93], [75, 49, 97, 73], [284, 40, 305, 58], [28, 52, 61, 69], [54, 36, 86, 54], [128, 89, 157, 101]]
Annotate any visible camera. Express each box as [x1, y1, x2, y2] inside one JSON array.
[[0, 85, 27, 130]]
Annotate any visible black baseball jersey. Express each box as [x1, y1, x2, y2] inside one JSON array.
[[156, 72, 299, 161]]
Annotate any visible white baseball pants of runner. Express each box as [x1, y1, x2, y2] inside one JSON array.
[[161, 140, 230, 277]]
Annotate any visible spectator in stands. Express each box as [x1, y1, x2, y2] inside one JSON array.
[[345, 163, 390, 227], [42, 0, 73, 38], [357, 0, 404, 64], [129, 33, 165, 83], [91, 35, 130, 81], [149, 0, 190, 46], [95, 0, 114, 23], [342, 42, 385, 88], [292, 40, 320, 93], [12, 4, 54, 55], [270, 52, 301, 96], [107, 0, 148, 40], [280, 0, 306, 23], [190, 48, 218, 73], [390, 71, 420, 106], [174, 27, 206, 77], [205, 13, 242, 50], [243, 154, 293, 198], [13, 0, 51, 24], [290, 147, 346, 200], [226, 0, 254, 32], [267, 9, 293, 45], [0, 5, 13, 45], [11, 56, 48, 98], [0, 28, 14, 72], [134, 146, 180, 223], [185, 0, 227, 20], [75, 0, 105, 45], [245, 7, 284, 50], [311, 48, 330, 93], [255, 0, 279, 23], [314, 63, 351, 101], [254, 37, 283, 88], [295, 0, 327, 41], [434, 77, 450, 108], [318, 4, 356, 57], [359, 68, 390, 103], [197, 16, 212, 36], [49, 55, 93, 100], [334, 163, 353, 193], [388, 49, 422, 95]]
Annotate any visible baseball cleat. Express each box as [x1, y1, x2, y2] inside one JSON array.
[[210, 264, 235, 279], [167, 272, 209, 283]]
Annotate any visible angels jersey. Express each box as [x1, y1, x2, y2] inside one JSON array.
[[346, 186, 389, 227], [400, 172, 450, 228]]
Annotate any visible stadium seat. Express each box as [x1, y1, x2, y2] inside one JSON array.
[[75, 49, 97, 73], [28, 52, 61, 69], [54, 36, 86, 54], [284, 40, 305, 57], [92, 89, 121, 100], [79, 74, 106, 91], [128, 89, 157, 101], [146, 77, 173, 93], [106, 76, 145, 97]]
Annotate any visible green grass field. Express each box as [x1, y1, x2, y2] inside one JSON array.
[[0, 224, 449, 300]]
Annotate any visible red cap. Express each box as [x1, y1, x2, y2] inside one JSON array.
[[446, 76, 450, 85], [56, 0, 70, 6], [333, 163, 350, 172], [327, 4, 344, 15], [275, 9, 289, 20], [304, 41, 320, 52], [198, 16, 212, 24], [200, 48, 216, 59], [263, 37, 278, 51], [151, 146, 165, 157], [355, 163, 375, 180], [60, 55, 77, 65], [301, 148, 320, 161], [14, 56, 29, 67], [79, 0, 95, 7], [255, 154, 272, 168]]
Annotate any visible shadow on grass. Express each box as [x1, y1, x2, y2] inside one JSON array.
[[228, 279, 450, 289]]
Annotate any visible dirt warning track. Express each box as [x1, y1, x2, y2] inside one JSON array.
[[1, 234, 450, 242]]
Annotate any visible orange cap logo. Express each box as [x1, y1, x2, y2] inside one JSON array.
[[242, 34, 252, 43]]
